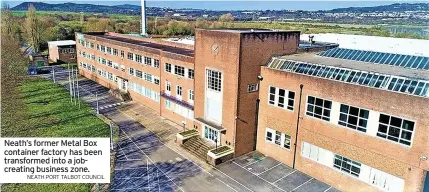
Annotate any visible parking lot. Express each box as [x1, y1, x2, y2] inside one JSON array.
[[218, 152, 340, 192]]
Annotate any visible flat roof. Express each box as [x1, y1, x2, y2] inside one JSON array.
[[47, 40, 76, 46], [201, 28, 300, 34], [92, 34, 194, 57], [279, 53, 429, 81]]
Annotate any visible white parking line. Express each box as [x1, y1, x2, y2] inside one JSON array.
[[256, 163, 282, 175], [272, 170, 296, 184], [323, 186, 333, 192], [121, 111, 251, 192], [121, 129, 185, 192], [291, 178, 313, 191], [232, 161, 287, 192], [114, 167, 147, 171]]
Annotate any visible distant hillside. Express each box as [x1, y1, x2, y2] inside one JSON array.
[[325, 3, 429, 13], [11, 2, 143, 15]]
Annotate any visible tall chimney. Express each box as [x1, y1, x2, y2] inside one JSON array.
[[141, 0, 147, 36]]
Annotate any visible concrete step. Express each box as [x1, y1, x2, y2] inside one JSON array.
[[181, 136, 213, 161]]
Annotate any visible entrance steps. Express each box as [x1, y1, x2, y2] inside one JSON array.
[[182, 136, 214, 161]]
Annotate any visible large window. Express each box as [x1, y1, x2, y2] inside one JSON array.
[[188, 69, 195, 79], [306, 96, 331, 121], [136, 54, 142, 63], [377, 114, 414, 146], [174, 66, 185, 77], [177, 85, 182, 96], [113, 48, 118, 56], [333, 154, 361, 177], [144, 73, 152, 82], [135, 70, 143, 79], [154, 59, 160, 68], [207, 69, 222, 92], [144, 57, 152, 66], [120, 50, 124, 58], [165, 63, 172, 73], [266, 128, 291, 150], [268, 86, 295, 110], [129, 68, 135, 76], [166, 81, 171, 92], [127, 52, 134, 60], [339, 104, 369, 132]]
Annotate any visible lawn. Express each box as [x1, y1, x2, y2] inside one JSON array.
[[1, 77, 109, 192]]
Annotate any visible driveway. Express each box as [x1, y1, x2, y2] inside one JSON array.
[[218, 152, 341, 192]]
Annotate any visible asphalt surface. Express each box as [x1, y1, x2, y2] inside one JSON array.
[[38, 66, 340, 192]]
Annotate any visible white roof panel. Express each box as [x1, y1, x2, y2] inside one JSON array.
[[48, 40, 76, 46], [301, 33, 429, 57]]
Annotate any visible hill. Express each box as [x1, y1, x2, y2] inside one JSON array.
[[325, 3, 429, 13]]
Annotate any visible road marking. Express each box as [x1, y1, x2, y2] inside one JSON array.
[[256, 163, 282, 175], [272, 170, 297, 184], [323, 186, 333, 192], [120, 111, 251, 192], [121, 129, 185, 192], [118, 145, 128, 160], [232, 161, 287, 192], [114, 167, 147, 171], [291, 178, 313, 191]]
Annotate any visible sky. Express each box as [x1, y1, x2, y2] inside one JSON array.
[[3, 1, 429, 11]]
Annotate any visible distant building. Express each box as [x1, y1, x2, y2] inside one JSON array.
[[47, 40, 77, 64], [29, 53, 49, 67]]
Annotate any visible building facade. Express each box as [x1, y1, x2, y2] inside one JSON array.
[[76, 30, 429, 192], [48, 40, 77, 64], [257, 50, 429, 192]]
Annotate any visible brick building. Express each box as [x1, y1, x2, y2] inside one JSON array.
[[76, 30, 429, 192], [48, 40, 77, 63]]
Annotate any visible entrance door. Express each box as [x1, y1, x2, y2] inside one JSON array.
[[122, 79, 128, 91], [204, 125, 219, 144], [118, 78, 128, 91]]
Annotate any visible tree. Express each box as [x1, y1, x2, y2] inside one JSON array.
[[24, 4, 42, 53], [219, 13, 234, 22], [1, 4, 13, 35]]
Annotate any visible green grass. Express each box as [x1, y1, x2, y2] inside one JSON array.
[[1, 77, 109, 192], [179, 129, 198, 137], [211, 146, 233, 156]]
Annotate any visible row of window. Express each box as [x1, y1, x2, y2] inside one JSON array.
[[79, 51, 96, 61], [165, 100, 194, 119], [318, 47, 429, 71], [60, 48, 75, 54], [165, 81, 194, 103], [97, 69, 116, 82], [80, 62, 96, 73], [128, 67, 160, 85], [165, 63, 194, 79], [301, 142, 404, 192], [268, 86, 295, 111], [128, 81, 160, 103], [128, 52, 160, 68], [267, 58, 429, 98], [265, 128, 291, 150], [306, 96, 415, 146], [78, 40, 94, 49]]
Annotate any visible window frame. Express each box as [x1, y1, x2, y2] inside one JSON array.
[[305, 95, 332, 122], [376, 113, 415, 147], [268, 86, 295, 111], [247, 83, 259, 93], [206, 69, 222, 92], [174, 65, 185, 77], [165, 63, 172, 73], [338, 104, 370, 133]]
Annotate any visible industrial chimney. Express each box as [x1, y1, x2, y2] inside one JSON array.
[[141, 0, 147, 36]]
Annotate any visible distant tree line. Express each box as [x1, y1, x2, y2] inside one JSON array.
[[3, 4, 428, 54]]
